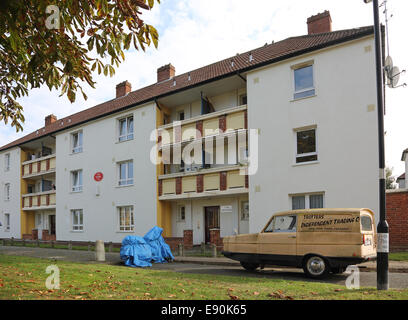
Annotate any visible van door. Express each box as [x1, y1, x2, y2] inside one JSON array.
[[258, 215, 297, 266], [360, 213, 376, 257]]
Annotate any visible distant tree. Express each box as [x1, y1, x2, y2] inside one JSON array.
[[0, 0, 160, 131], [386, 166, 397, 190]]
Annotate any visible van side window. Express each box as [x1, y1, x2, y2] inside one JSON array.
[[361, 216, 372, 231], [264, 215, 297, 233]]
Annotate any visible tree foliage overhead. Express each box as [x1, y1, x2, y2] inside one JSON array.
[[0, 0, 160, 131]]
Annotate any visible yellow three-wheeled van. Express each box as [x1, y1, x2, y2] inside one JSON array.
[[222, 208, 377, 279]]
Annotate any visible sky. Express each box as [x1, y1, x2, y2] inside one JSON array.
[[1, 0, 407, 177]]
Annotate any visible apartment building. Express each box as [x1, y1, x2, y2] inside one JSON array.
[[0, 11, 380, 245]]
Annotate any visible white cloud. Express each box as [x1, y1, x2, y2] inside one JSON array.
[[1, 0, 407, 176]]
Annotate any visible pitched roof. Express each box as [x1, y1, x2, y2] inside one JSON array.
[[0, 26, 374, 152], [397, 173, 405, 181]]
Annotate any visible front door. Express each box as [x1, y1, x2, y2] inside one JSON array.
[[49, 215, 56, 235], [204, 206, 220, 244]]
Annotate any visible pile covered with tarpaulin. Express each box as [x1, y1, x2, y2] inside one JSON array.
[[120, 226, 174, 267]]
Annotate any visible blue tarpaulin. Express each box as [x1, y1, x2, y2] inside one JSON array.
[[120, 226, 174, 268]]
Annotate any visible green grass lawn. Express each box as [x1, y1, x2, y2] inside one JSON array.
[[389, 252, 408, 261], [0, 254, 407, 300]]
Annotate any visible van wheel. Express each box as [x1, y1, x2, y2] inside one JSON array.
[[331, 267, 345, 274], [240, 262, 259, 271], [303, 256, 329, 279]]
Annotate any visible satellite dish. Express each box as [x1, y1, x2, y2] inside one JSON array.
[[389, 66, 401, 88], [384, 56, 393, 78]]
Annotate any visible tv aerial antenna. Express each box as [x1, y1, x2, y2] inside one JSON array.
[[381, 0, 407, 88]]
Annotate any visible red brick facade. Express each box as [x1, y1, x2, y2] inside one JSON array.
[[176, 177, 182, 195], [197, 175, 204, 193], [209, 229, 223, 249], [183, 230, 193, 250], [386, 190, 408, 250], [219, 115, 226, 132], [220, 172, 227, 191]]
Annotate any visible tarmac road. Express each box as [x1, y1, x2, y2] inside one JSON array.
[[150, 262, 408, 289], [1, 246, 408, 289]]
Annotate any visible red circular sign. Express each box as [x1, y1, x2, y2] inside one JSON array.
[[94, 172, 103, 182]]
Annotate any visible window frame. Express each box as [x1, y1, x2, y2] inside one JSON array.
[[241, 201, 249, 221], [71, 209, 84, 232], [177, 206, 186, 222], [292, 62, 315, 100], [118, 206, 134, 232], [118, 115, 134, 142], [118, 160, 134, 186], [4, 213, 10, 231], [264, 215, 297, 233], [71, 130, 83, 154], [71, 170, 83, 192], [290, 193, 325, 210], [4, 153, 10, 171], [4, 183, 10, 201], [294, 126, 318, 164]]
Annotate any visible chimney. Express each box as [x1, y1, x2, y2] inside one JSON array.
[[307, 11, 332, 35], [45, 114, 57, 126], [157, 64, 176, 83], [116, 81, 132, 98]]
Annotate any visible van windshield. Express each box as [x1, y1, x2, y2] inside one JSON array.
[[264, 215, 297, 233], [361, 215, 372, 231]]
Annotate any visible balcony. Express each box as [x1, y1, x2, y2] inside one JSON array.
[[22, 154, 56, 179], [22, 190, 56, 211], [158, 105, 247, 147], [158, 165, 248, 200]]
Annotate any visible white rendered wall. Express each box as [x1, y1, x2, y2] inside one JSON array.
[[56, 102, 157, 243], [247, 36, 379, 233], [0, 147, 21, 238], [170, 195, 248, 245]]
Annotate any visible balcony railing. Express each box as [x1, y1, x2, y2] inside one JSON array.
[[158, 105, 247, 147], [158, 165, 248, 200], [22, 190, 56, 210], [22, 154, 56, 178]]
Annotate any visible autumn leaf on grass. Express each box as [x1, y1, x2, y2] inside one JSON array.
[[144, 282, 153, 286], [229, 294, 239, 300], [253, 292, 260, 296], [168, 294, 176, 298], [310, 292, 319, 296]]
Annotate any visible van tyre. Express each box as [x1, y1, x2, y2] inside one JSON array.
[[240, 262, 259, 271], [303, 255, 330, 279]]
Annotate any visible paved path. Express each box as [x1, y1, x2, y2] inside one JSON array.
[[1, 246, 408, 289]]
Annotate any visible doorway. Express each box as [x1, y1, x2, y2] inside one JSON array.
[[204, 206, 220, 243], [49, 215, 56, 235]]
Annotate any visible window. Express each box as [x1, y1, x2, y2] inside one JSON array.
[[4, 183, 10, 201], [361, 215, 373, 231], [291, 194, 324, 210], [177, 111, 185, 121], [293, 64, 315, 99], [178, 206, 186, 222], [239, 94, 247, 105], [265, 215, 297, 233], [72, 131, 83, 154], [4, 214, 10, 231], [71, 209, 83, 231], [295, 128, 317, 163], [4, 154, 10, 171], [241, 201, 249, 221], [118, 161, 133, 186], [118, 206, 134, 231], [71, 170, 83, 192], [118, 116, 134, 142]]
